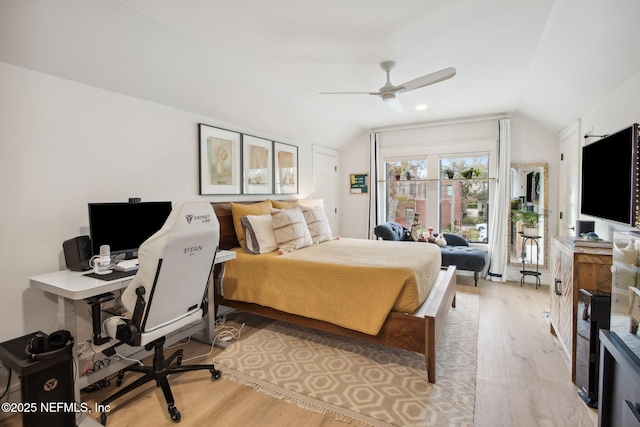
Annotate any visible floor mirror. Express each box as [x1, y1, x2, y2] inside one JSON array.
[[508, 163, 548, 270]]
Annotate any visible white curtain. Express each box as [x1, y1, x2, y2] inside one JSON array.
[[368, 133, 379, 239], [486, 119, 511, 281]]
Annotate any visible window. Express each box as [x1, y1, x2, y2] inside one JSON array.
[[378, 142, 495, 244], [383, 160, 427, 228], [439, 154, 489, 242]]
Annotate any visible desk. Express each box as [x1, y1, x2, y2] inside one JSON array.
[[29, 249, 236, 420]]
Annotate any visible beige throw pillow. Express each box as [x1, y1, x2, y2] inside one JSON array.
[[271, 207, 312, 253], [299, 205, 332, 244], [241, 214, 278, 254]]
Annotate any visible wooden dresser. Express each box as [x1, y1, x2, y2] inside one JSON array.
[[549, 236, 612, 381]]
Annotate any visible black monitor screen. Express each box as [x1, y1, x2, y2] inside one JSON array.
[[88, 201, 172, 258]]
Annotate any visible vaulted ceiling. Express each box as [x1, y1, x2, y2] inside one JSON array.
[[1, 0, 639, 144]]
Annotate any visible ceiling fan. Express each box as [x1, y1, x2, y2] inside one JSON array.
[[320, 61, 456, 113]]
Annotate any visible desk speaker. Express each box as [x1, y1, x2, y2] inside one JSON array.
[[63, 235, 92, 271]]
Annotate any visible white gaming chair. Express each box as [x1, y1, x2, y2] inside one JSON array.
[[98, 200, 220, 425]]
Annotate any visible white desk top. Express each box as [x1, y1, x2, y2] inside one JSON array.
[[30, 249, 236, 300]]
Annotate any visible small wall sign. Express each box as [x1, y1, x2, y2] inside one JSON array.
[[350, 173, 368, 194]]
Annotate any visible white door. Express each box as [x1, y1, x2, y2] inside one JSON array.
[[558, 121, 581, 239], [312, 145, 339, 235]]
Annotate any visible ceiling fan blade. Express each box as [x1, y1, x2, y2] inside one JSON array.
[[319, 91, 379, 95], [398, 67, 456, 93], [384, 97, 403, 113]]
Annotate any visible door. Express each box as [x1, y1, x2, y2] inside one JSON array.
[[312, 145, 339, 235], [558, 121, 581, 238]]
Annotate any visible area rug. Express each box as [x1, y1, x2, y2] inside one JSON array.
[[213, 292, 479, 427]]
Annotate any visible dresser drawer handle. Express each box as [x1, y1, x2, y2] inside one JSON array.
[[554, 278, 562, 296]]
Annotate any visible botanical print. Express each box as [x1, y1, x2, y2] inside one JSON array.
[[207, 137, 233, 185], [247, 144, 269, 186], [277, 151, 295, 186], [199, 124, 241, 195]]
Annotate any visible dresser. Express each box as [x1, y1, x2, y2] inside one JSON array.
[[549, 236, 612, 381]]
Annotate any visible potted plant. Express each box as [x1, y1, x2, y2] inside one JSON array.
[[461, 167, 481, 179], [389, 165, 406, 180], [511, 208, 545, 237], [443, 167, 455, 179]]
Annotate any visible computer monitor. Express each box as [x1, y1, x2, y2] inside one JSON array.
[[88, 201, 172, 259]]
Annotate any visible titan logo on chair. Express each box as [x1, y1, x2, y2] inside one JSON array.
[[184, 245, 204, 254]]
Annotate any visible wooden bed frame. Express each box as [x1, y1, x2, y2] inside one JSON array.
[[211, 201, 457, 383]]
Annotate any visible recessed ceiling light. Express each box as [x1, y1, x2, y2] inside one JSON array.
[[415, 103, 428, 111]]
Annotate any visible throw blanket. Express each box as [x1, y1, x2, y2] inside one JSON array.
[[222, 238, 442, 335]]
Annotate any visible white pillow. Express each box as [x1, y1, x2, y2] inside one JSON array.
[[240, 214, 278, 254], [299, 205, 332, 244], [271, 207, 312, 253]]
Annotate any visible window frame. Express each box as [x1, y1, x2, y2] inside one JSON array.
[[377, 140, 498, 243]]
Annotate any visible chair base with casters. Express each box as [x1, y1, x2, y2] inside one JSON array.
[[98, 335, 221, 425]]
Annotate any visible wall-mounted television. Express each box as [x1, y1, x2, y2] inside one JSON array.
[[580, 123, 639, 226]]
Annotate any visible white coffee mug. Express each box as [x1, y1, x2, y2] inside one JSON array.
[[89, 245, 111, 275]]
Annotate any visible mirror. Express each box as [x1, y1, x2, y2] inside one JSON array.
[[508, 163, 548, 269]]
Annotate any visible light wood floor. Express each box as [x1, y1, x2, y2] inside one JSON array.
[[0, 276, 597, 427]]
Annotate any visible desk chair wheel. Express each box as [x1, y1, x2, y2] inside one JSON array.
[[116, 370, 125, 387], [210, 368, 222, 381], [168, 405, 181, 422]]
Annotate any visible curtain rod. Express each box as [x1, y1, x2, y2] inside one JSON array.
[[370, 113, 509, 133]]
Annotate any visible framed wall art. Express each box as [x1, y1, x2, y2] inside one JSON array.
[[242, 135, 273, 194], [274, 142, 298, 194], [199, 124, 242, 195]]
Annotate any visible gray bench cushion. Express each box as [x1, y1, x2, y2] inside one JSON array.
[[441, 245, 486, 272]]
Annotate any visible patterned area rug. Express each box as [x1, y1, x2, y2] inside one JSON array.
[[213, 292, 479, 427]]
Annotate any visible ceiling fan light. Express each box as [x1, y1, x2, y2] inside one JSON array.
[[384, 97, 403, 113], [381, 93, 396, 102]]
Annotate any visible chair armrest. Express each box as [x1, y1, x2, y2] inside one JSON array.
[[84, 292, 117, 345], [85, 292, 116, 305]]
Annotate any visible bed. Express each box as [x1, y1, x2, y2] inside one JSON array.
[[211, 201, 457, 383]]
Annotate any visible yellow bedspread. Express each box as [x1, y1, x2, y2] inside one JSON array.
[[222, 238, 442, 335]]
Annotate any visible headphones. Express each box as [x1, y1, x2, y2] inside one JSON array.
[[25, 330, 74, 361]]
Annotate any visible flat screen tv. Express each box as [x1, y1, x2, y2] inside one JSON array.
[[88, 201, 172, 258], [580, 123, 639, 226]]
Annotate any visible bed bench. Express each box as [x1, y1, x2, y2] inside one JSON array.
[[374, 222, 486, 286]]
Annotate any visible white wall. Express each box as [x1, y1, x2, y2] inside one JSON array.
[[579, 70, 640, 240], [339, 132, 371, 238], [0, 61, 350, 348]]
